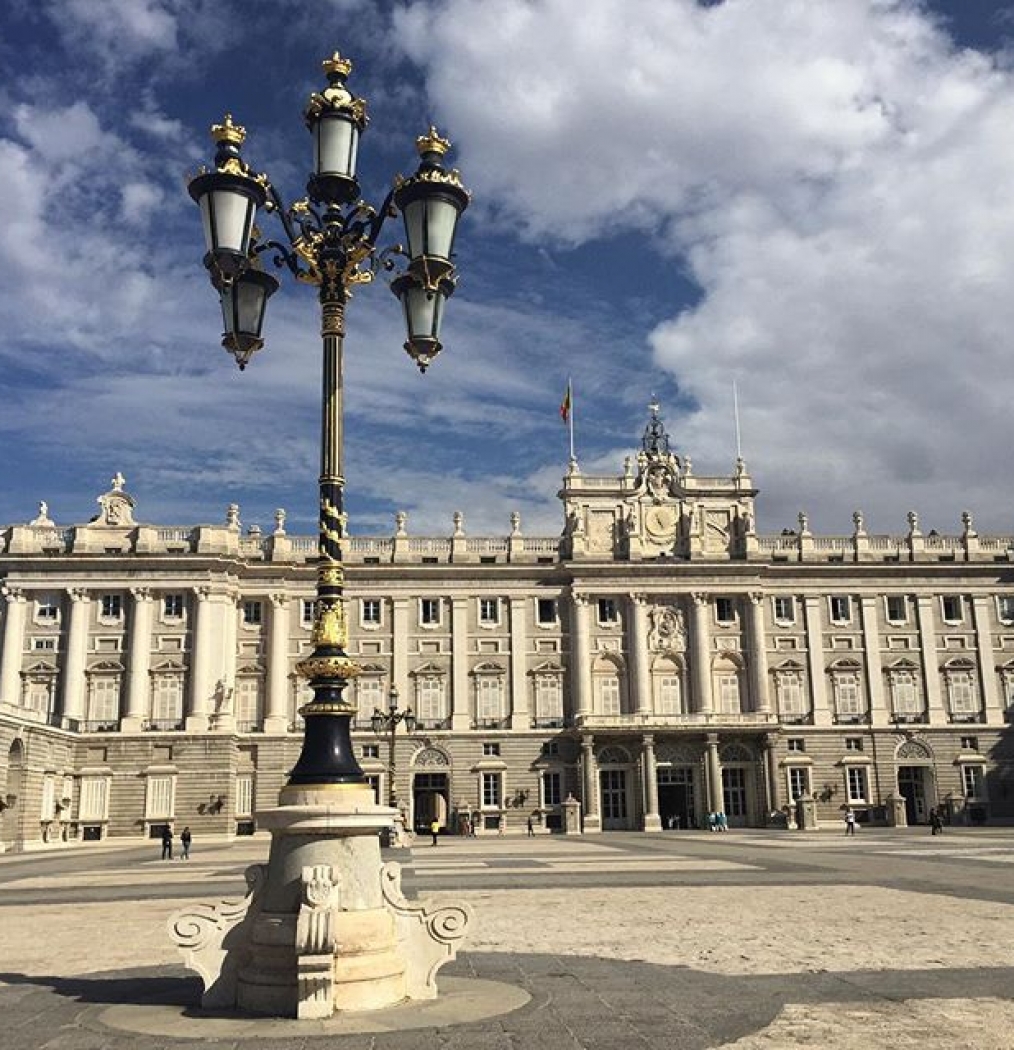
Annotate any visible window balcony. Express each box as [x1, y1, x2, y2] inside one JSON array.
[[80, 720, 120, 733], [413, 718, 451, 731], [235, 720, 263, 733], [532, 717, 567, 729], [473, 717, 508, 730], [145, 719, 185, 731], [949, 712, 984, 724]]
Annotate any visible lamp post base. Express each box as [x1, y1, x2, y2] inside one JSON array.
[[168, 785, 471, 1018]]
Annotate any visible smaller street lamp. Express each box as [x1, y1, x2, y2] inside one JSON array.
[[371, 685, 416, 808]]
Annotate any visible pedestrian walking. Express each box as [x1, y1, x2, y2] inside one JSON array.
[[845, 807, 857, 836], [161, 825, 173, 860], [180, 826, 192, 859], [430, 819, 439, 846], [930, 807, 943, 836], [717, 811, 728, 832], [527, 816, 534, 837]]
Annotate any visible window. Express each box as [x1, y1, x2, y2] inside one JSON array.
[[718, 673, 740, 714], [537, 598, 557, 625], [163, 594, 184, 619], [481, 771, 502, 808], [41, 775, 57, 821], [890, 670, 921, 717], [87, 677, 120, 724], [777, 672, 806, 718], [479, 597, 500, 626], [416, 675, 445, 724], [885, 596, 907, 623], [960, 736, 979, 751], [941, 595, 963, 623], [542, 770, 562, 807], [833, 672, 862, 719], [998, 596, 1014, 623], [846, 766, 868, 804], [597, 598, 618, 624], [357, 677, 383, 723], [100, 594, 123, 620], [845, 737, 864, 752], [961, 764, 985, 798], [534, 675, 563, 724], [829, 596, 851, 623], [657, 675, 682, 715], [35, 595, 59, 622], [235, 678, 262, 728], [25, 678, 55, 717], [79, 777, 110, 821], [362, 744, 380, 759], [788, 766, 809, 801], [715, 597, 736, 624], [145, 775, 175, 820], [476, 676, 503, 722], [151, 674, 184, 727], [242, 600, 263, 626], [598, 674, 621, 715], [420, 598, 441, 626], [773, 596, 795, 624], [236, 775, 254, 817], [361, 598, 381, 626], [787, 738, 805, 752], [482, 742, 501, 757], [302, 599, 316, 627], [946, 670, 977, 716], [32, 638, 56, 651]]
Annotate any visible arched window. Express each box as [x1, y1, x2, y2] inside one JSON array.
[[652, 656, 683, 715], [593, 654, 626, 716], [713, 654, 743, 714]]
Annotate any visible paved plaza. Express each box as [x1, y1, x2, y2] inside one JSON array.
[[1, 827, 1013, 1048]]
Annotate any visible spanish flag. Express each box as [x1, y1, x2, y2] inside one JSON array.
[[560, 379, 572, 424]]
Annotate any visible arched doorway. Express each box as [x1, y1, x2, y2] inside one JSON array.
[[411, 746, 451, 833], [895, 738, 936, 825], [2, 739, 26, 850], [597, 744, 634, 830], [655, 742, 701, 829], [720, 741, 757, 827]]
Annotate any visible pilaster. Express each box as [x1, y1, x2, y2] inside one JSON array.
[[971, 596, 1002, 722], [450, 597, 470, 730], [690, 593, 713, 714], [265, 594, 291, 733], [0, 586, 27, 708], [860, 596, 886, 727], [391, 598, 410, 713], [629, 594, 651, 717], [187, 586, 213, 732], [123, 587, 154, 731], [803, 596, 830, 727], [572, 594, 592, 723], [642, 734, 661, 832], [508, 596, 528, 730], [915, 596, 944, 722], [580, 734, 601, 832], [61, 588, 91, 726], [747, 592, 770, 714]]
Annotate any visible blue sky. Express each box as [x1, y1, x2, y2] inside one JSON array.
[[2, 0, 1014, 539]]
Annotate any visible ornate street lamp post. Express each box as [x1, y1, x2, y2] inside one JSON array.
[[187, 53, 468, 795], [371, 685, 416, 809], [170, 51, 473, 1019]]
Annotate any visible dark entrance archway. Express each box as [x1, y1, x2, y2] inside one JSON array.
[[2, 739, 26, 851], [413, 772, 449, 833]]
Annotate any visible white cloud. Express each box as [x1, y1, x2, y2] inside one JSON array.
[[392, 0, 1014, 531]]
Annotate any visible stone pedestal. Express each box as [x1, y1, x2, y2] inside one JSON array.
[[563, 794, 582, 835], [794, 793, 819, 831], [886, 794, 908, 828], [169, 784, 471, 1017]]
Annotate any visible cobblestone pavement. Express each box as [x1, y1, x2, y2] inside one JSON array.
[[1, 827, 1013, 1049]]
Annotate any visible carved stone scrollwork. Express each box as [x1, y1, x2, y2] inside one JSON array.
[[380, 861, 471, 999], [648, 604, 685, 652], [168, 862, 267, 1009], [296, 864, 341, 1019]]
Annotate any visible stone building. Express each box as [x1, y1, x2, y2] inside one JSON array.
[[2, 408, 1013, 849]]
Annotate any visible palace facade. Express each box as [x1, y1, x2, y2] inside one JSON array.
[[2, 408, 1013, 849]]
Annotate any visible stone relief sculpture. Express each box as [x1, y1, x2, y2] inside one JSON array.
[[649, 605, 686, 652]]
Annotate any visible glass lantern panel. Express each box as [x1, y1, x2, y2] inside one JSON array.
[[315, 116, 358, 177], [236, 276, 266, 336], [403, 197, 459, 261], [208, 188, 254, 254], [403, 285, 438, 338]]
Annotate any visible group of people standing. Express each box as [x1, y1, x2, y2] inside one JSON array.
[[707, 811, 729, 832], [160, 825, 192, 860]]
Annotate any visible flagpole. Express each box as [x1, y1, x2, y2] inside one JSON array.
[[733, 379, 742, 459], [568, 375, 576, 464]]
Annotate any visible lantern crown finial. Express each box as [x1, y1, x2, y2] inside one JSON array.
[[211, 113, 246, 147], [323, 51, 353, 79], [417, 125, 451, 158]]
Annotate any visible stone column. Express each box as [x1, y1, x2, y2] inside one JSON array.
[[629, 594, 651, 716], [762, 734, 780, 817], [123, 587, 154, 732], [705, 733, 723, 814], [265, 593, 290, 733], [803, 596, 830, 727], [508, 596, 529, 730], [0, 586, 27, 709], [450, 596, 470, 730], [642, 734, 661, 832], [391, 598, 409, 705], [61, 588, 91, 727], [580, 734, 601, 832], [572, 594, 592, 723], [187, 586, 213, 731], [915, 595, 944, 722], [859, 596, 885, 727], [690, 593, 713, 715], [746, 593, 771, 714], [971, 596, 1002, 722]]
